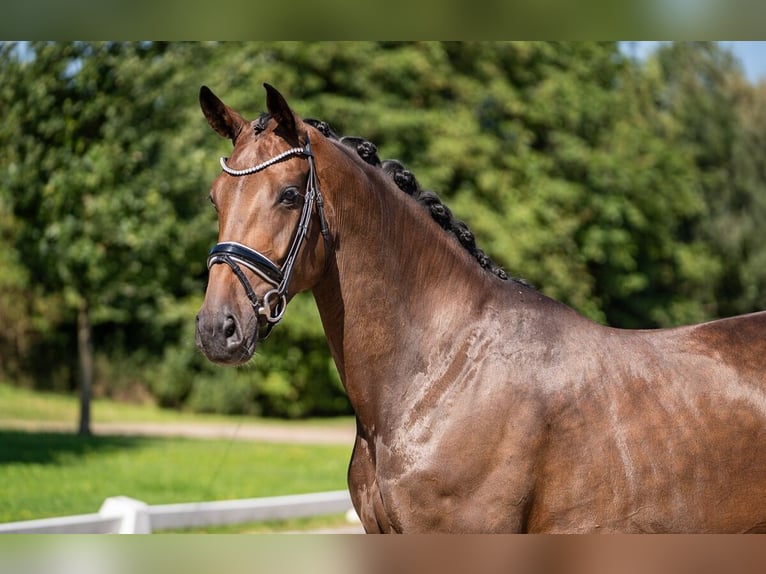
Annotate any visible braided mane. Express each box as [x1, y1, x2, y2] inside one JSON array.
[[299, 118, 527, 284]]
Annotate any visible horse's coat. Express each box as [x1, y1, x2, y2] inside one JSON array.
[[195, 84, 766, 533]]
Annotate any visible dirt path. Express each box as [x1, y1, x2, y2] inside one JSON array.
[[0, 418, 356, 445]]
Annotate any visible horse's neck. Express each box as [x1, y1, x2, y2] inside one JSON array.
[[311, 151, 496, 426]]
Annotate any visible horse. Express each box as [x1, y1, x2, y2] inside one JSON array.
[[194, 83, 766, 533]]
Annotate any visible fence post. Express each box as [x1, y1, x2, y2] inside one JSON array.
[[98, 496, 151, 533]]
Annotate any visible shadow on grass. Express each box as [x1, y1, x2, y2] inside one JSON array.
[[0, 430, 149, 465]]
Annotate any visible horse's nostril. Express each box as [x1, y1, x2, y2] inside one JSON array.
[[224, 316, 237, 339]]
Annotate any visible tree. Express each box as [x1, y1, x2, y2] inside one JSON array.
[[652, 42, 766, 318], [0, 42, 213, 432], [152, 41, 740, 332], [2, 41, 764, 419]]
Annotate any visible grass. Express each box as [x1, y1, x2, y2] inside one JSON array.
[[0, 383, 353, 427], [0, 383, 183, 423], [0, 383, 355, 530], [0, 430, 350, 524]]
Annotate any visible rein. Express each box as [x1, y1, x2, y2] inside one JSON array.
[[207, 137, 331, 339]]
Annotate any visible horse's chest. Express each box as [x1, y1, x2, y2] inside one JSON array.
[[363, 433, 534, 532]]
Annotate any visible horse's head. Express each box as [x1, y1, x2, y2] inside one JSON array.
[[195, 84, 331, 365]]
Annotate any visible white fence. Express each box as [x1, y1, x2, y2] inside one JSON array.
[[0, 490, 359, 534]]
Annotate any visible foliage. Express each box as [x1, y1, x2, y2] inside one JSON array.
[[150, 293, 347, 418], [652, 42, 766, 319], [1, 42, 765, 417]]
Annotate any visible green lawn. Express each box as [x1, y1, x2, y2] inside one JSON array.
[[0, 383, 352, 427], [0, 430, 350, 524], [0, 382, 184, 423], [0, 384, 353, 529]]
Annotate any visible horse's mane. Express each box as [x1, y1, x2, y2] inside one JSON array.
[[259, 113, 527, 285]]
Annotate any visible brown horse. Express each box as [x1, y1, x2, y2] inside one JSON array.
[[195, 84, 766, 533]]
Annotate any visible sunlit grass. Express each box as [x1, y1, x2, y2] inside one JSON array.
[[0, 382, 353, 427], [0, 383, 355, 531], [0, 430, 350, 524]]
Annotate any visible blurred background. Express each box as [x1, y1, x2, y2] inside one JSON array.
[[2, 41, 766, 424]]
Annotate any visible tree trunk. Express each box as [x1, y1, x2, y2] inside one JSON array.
[[77, 299, 94, 436]]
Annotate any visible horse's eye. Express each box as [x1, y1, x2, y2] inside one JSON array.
[[208, 193, 217, 211], [279, 186, 302, 207]]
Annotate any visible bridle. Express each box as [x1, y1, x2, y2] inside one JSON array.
[[207, 136, 331, 339]]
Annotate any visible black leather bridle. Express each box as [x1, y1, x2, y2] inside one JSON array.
[[207, 137, 331, 339]]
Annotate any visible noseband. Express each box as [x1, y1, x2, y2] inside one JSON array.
[[207, 137, 331, 339]]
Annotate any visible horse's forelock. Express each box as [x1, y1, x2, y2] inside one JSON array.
[[252, 112, 270, 136]]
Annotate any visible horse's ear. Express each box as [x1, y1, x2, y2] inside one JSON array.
[[264, 83, 298, 139], [199, 85, 248, 145]]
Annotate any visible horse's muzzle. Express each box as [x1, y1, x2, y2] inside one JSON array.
[[195, 307, 257, 366]]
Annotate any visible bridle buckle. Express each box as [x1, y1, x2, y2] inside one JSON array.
[[260, 289, 287, 324]]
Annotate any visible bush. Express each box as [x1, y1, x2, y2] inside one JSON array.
[[187, 373, 259, 415], [143, 297, 351, 419]]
